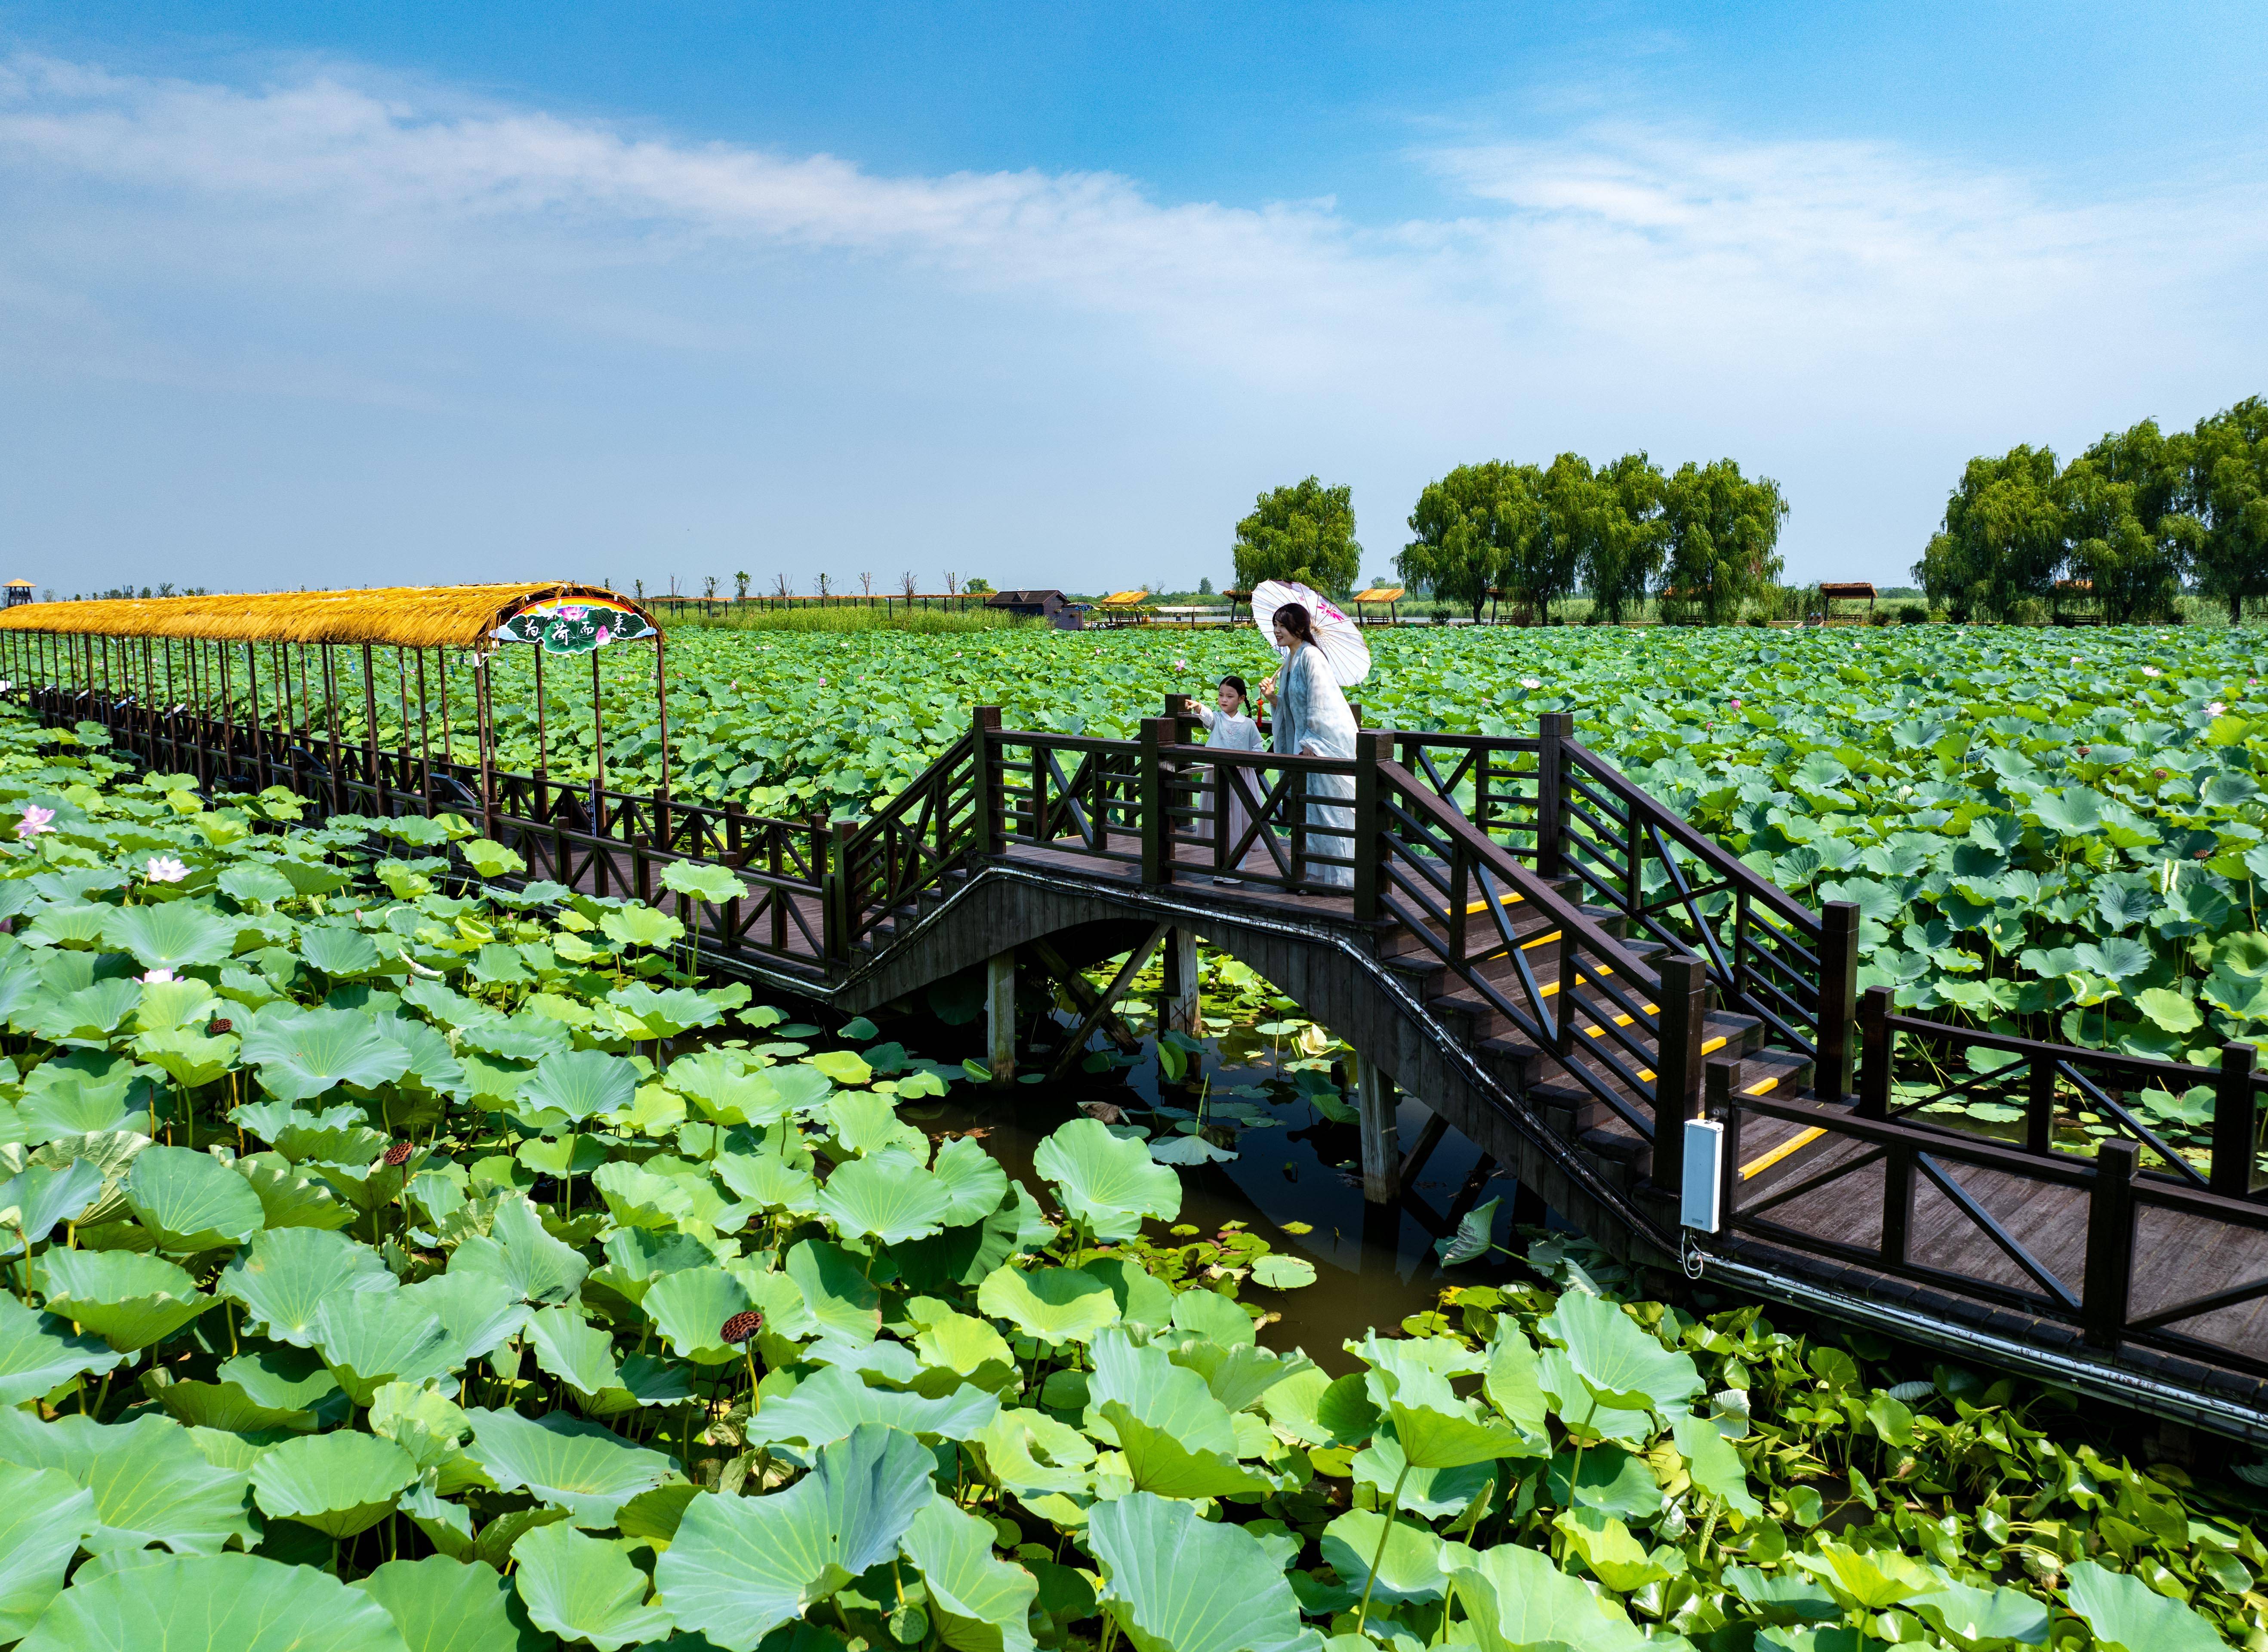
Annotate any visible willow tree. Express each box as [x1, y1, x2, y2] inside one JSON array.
[[1659, 459, 1788, 624], [1231, 477, 1362, 595]]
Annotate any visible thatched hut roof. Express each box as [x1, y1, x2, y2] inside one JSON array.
[[0, 583, 651, 653]]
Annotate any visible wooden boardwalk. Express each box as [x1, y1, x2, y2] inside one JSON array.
[[34, 692, 2268, 1439]]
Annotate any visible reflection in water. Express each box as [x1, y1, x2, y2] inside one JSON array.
[[871, 992, 1546, 1372]]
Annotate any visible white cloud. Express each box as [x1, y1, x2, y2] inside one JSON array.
[[0, 52, 2261, 588]]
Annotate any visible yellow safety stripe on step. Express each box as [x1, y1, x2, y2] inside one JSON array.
[[1441, 888, 1526, 921], [1632, 1033, 1729, 1087], [1740, 1125, 1824, 1180]]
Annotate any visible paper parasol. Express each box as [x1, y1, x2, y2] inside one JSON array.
[[1251, 580, 1371, 687]]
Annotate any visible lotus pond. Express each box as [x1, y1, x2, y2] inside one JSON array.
[[0, 707, 2257, 1652]]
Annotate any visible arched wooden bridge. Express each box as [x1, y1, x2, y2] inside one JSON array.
[[8, 591, 2268, 1443]]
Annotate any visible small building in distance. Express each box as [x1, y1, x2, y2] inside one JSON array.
[[983, 589, 1082, 630], [3, 581, 31, 608]]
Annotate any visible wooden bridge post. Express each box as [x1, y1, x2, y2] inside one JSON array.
[[1358, 1063, 1400, 1202], [1352, 729, 1387, 922], [1855, 986, 1892, 1119], [1535, 712, 1572, 878], [2083, 1139, 2140, 1348], [971, 706, 1002, 855], [1651, 955, 1709, 1201], [1161, 927, 1200, 1037], [1817, 901, 1860, 1101], [1139, 717, 1173, 885], [1705, 1058, 1742, 1227], [986, 950, 1017, 1085], [2210, 1042, 2258, 1198]]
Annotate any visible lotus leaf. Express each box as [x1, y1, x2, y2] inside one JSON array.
[[1032, 1116, 1180, 1240], [903, 1493, 1041, 1652], [515, 1049, 636, 1121], [2060, 1561, 2225, 1652], [746, 1363, 999, 1448], [0, 1411, 257, 1556], [465, 1408, 680, 1527], [0, 1463, 94, 1636], [299, 925, 384, 978], [219, 1225, 396, 1345], [0, 1158, 105, 1251], [1541, 1287, 1703, 1417], [508, 1522, 673, 1651], [1088, 1491, 1321, 1652], [817, 1150, 952, 1243], [1445, 1540, 1650, 1652], [16, 1552, 410, 1652], [240, 1008, 413, 1101], [101, 903, 240, 971], [655, 1422, 934, 1652], [1908, 1579, 2051, 1647], [250, 1431, 419, 1538], [785, 1238, 882, 1344], [31, 1248, 214, 1350], [1321, 1509, 1475, 1605], [352, 1556, 548, 1652], [445, 1194, 588, 1305], [1671, 1410, 1762, 1517], [977, 1264, 1121, 1345], [121, 1145, 266, 1252], [313, 1291, 455, 1405]]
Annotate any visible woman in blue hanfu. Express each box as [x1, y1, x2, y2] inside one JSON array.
[[1192, 674, 1264, 882], [1262, 603, 1359, 889]]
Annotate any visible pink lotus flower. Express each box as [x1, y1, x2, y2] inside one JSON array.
[[139, 967, 176, 984], [594, 626, 611, 645], [144, 856, 188, 883], [15, 805, 53, 840], [2206, 701, 2227, 717], [556, 605, 588, 620], [1520, 677, 1542, 690], [2142, 666, 2161, 677], [1730, 699, 1743, 708]]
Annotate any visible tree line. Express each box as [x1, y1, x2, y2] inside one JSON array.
[[1231, 457, 1791, 623], [1916, 398, 2268, 624]]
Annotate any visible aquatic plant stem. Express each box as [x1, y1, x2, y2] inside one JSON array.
[[1353, 1459, 1414, 1634]]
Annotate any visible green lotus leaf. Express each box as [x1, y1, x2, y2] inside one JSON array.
[[903, 1492, 1040, 1652], [509, 1523, 672, 1650], [929, 1133, 1010, 1224], [22, 905, 112, 951], [785, 1239, 882, 1344], [153, 1376, 326, 1435], [464, 1408, 680, 1527], [823, 1090, 927, 1156], [366, 1383, 475, 1477], [1670, 1411, 1761, 1517], [1540, 1287, 1703, 1416], [132, 1028, 240, 1090], [0, 1460, 95, 1638], [240, 1008, 412, 1101], [445, 1195, 588, 1305], [16, 1552, 410, 1652], [515, 1132, 608, 1182], [1352, 1431, 1495, 1520], [977, 1264, 1121, 1346], [399, 1271, 529, 1365], [655, 1423, 934, 1652], [587, 1227, 713, 1307], [0, 1157, 105, 1251], [516, 1049, 636, 1121], [974, 1407, 1096, 1498], [1249, 1253, 1316, 1290], [219, 1226, 397, 1346], [746, 1364, 1000, 1448], [809, 1048, 872, 1086], [121, 1145, 266, 1253], [659, 860, 749, 902], [249, 1431, 419, 1538], [524, 1306, 621, 1399], [1352, 1328, 1533, 1469], [1554, 1506, 1670, 1592], [713, 1149, 819, 1214], [1909, 1579, 2052, 1647], [1101, 1399, 1276, 1499], [299, 925, 384, 978], [590, 1160, 694, 1230], [32, 1248, 215, 1350], [1088, 1490, 1322, 1652], [1445, 1540, 1650, 1652], [598, 904, 682, 951], [352, 1556, 549, 1652], [668, 1054, 789, 1128], [0, 1411, 256, 1556], [1321, 1508, 1474, 1605], [230, 1152, 356, 1231], [101, 903, 240, 971], [909, 1304, 1018, 1392], [28, 980, 144, 1047], [642, 1266, 755, 1365], [458, 1019, 572, 1063], [1032, 1116, 1180, 1240], [216, 863, 296, 906], [1259, 1367, 1378, 1449], [2058, 1561, 2225, 1652], [1482, 1321, 1553, 1446], [817, 1150, 952, 1244], [1791, 1541, 1940, 1610], [312, 1291, 455, 1405]]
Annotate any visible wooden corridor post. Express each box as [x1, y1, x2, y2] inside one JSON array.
[[971, 706, 1002, 855], [2083, 1140, 2140, 1349], [1358, 1062, 1400, 1202], [1650, 955, 1709, 1202], [1161, 927, 1200, 1036], [1816, 900, 1860, 1102], [986, 950, 1017, 1085], [1535, 711, 1572, 878], [2211, 1042, 2258, 1199]]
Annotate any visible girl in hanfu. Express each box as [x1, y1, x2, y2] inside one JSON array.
[[1261, 604, 1358, 889], [1192, 675, 1263, 883]]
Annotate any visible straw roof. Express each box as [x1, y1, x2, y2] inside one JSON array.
[[0, 583, 651, 652]]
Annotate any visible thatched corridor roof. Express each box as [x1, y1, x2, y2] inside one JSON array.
[[0, 583, 650, 653]]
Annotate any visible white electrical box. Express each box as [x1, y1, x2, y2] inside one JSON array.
[[1681, 1119, 1725, 1233]]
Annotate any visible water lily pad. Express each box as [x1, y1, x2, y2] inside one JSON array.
[[511, 1523, 672, 1651], [352, 1555, 548, 1652], [464, 1408, 679, 1528], [250, 1431, 419, 1538], [121, 1145, 266, 1253], [218, 1225, 398, 1346], [1088, 1491, 1320, 1652], [32, 1248, 214, 1350]]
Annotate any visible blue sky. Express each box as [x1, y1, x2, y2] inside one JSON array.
[[2, 2, 2265, 596]]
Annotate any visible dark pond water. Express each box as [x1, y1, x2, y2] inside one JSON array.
[[846, 996, 1540, 1372]]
